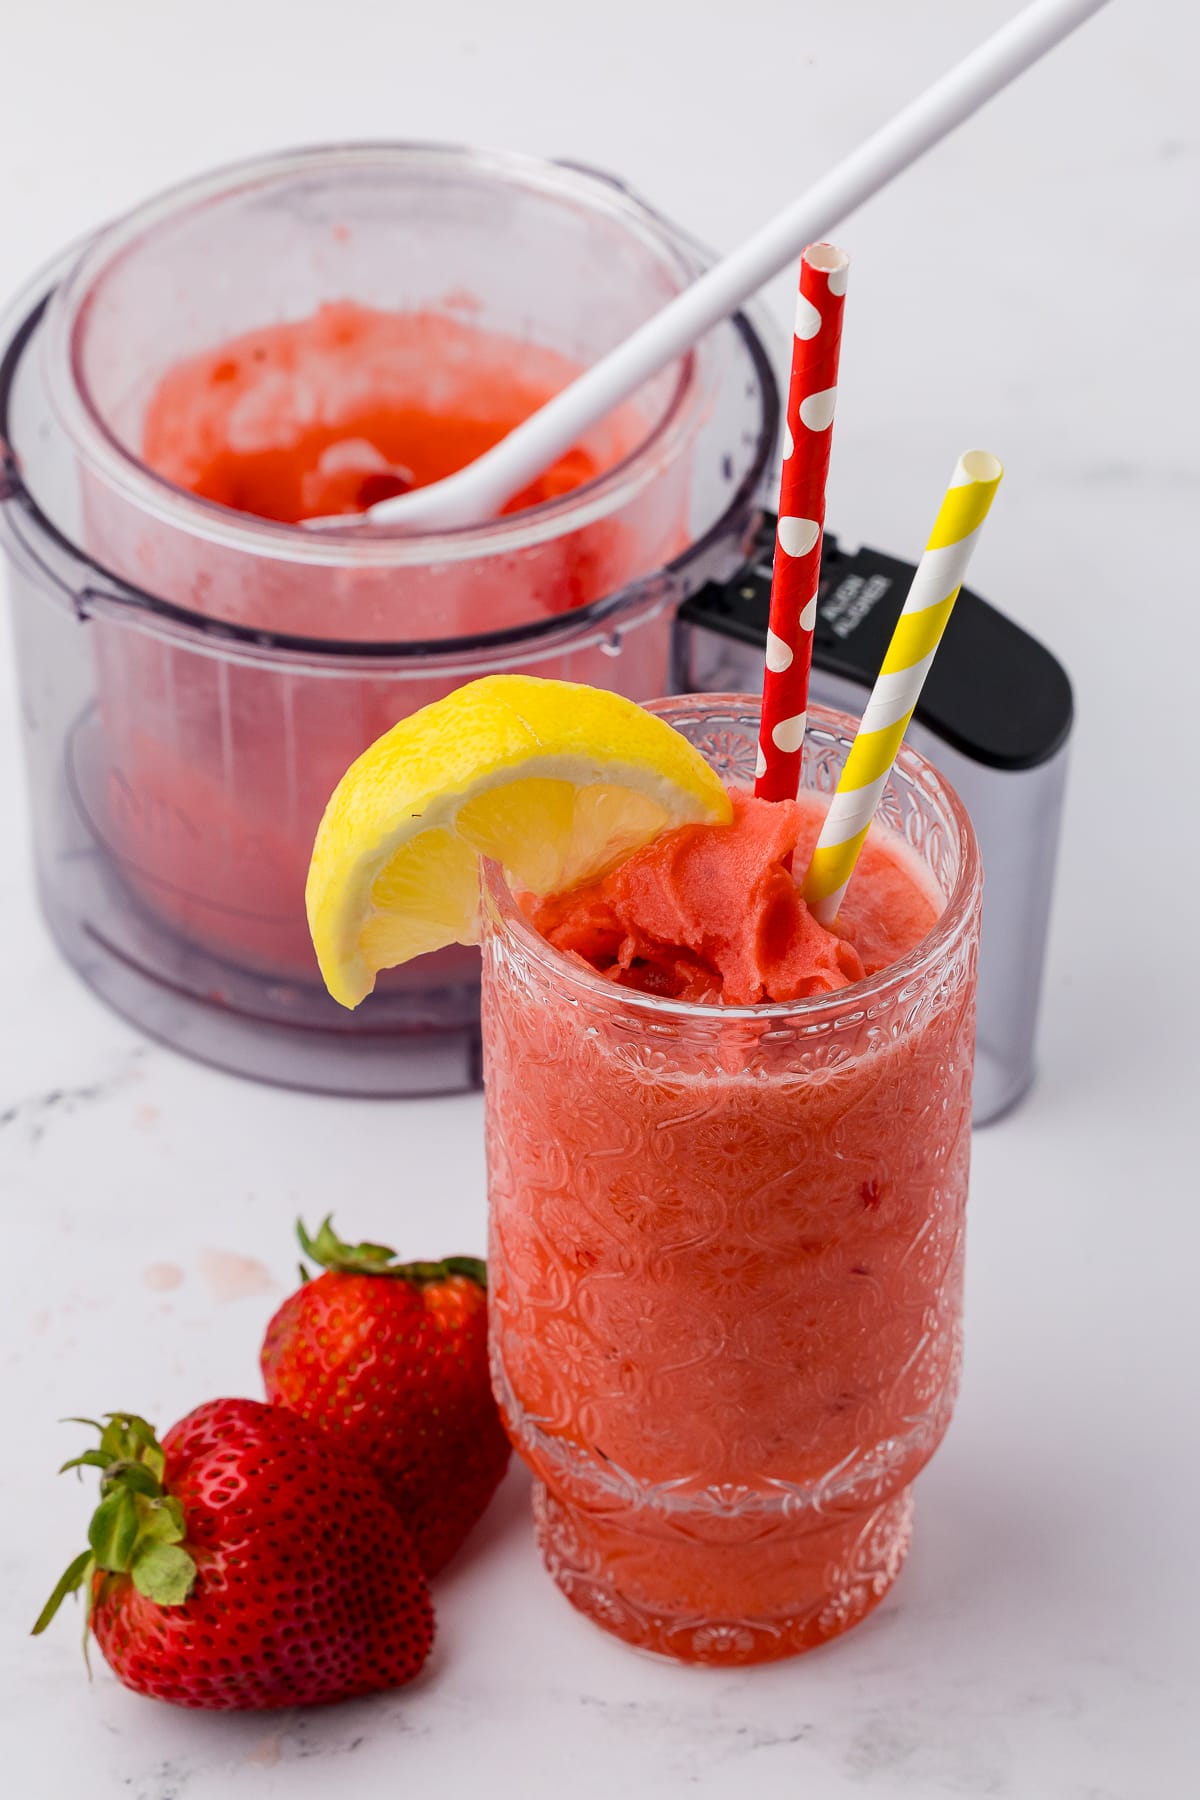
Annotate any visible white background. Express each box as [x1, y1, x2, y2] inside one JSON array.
[[1, 3, 1196, 1796]]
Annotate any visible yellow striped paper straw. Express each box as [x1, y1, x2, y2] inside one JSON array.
[[802, 449, 1004, 925]]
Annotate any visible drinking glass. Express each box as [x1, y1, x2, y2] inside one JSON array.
[[482, 696, 982, 1664]]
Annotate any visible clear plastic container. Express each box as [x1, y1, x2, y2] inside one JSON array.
[[0, 146, 778, 1093]]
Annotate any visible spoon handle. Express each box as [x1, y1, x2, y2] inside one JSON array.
[[318, 0, 1109, 535]]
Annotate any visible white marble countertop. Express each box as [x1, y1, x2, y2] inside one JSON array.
[[1, 2, 1196, 1795]]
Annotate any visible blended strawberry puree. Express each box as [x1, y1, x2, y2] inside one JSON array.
[[142, 301, 611, 523], [527, 789, 938, 1004], [113, 304, 665, 981]]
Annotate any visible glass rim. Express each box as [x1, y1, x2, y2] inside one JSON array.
[[41, 141, 718, 573], [481, 696, 983, 1029]]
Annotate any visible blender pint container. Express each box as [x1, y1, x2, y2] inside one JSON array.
[[0, 146, 778, 1094]]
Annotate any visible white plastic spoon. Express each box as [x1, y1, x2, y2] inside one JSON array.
[[307, 0, 1110, 534]]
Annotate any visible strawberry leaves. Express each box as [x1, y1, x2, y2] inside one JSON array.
[[139, 1495, 186, 1543], [131, 1543, 196, 1605], [90, 1487, 140, 1570], [296, 1215, 486, 1289], [33, 1414, 197, 1642], [31, 1551, 94, 1637]]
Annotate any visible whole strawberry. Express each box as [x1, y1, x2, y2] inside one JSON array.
[[34, 1402, 433, 1708], [261, 1218, 511, 1575]]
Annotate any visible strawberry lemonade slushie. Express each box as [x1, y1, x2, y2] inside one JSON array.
[[482, 696, 981, 1665]]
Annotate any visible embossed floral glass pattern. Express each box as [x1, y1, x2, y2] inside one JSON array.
[[482, 697, 982, 1665]]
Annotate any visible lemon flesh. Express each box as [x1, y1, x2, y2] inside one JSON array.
[[306, 675, 732, 1008]]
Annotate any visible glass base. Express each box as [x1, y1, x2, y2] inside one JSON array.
[[532, 1479, 913, 1666]]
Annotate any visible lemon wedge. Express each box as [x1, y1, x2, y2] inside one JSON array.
[[306, 675, 732, 1007]]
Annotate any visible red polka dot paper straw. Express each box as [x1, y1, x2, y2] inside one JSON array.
[[755, 244, 849, 802]]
